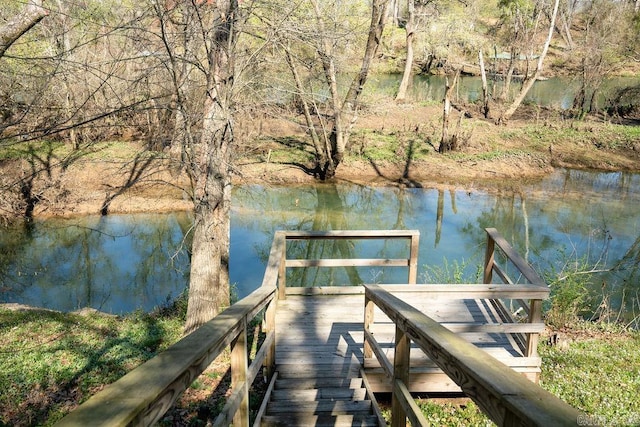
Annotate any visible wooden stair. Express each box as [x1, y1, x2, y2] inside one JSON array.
[[258, 364, 384, 427]]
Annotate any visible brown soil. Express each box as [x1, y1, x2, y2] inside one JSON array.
[[2, 102, 639, 219]]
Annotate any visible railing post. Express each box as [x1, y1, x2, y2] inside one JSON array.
[[526, 299, 543, 359], [363, 295, 375, 359], [483, 230, 495, 284], [391, 325, 410, 427], [408, 233, 419, 284], [231, 319, 249, 426], [264, 298, 276, 379]]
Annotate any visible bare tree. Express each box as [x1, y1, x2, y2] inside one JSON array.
[[279, 0, 390, 180], [395, 0, 416, 101], [571, 0, 632, 116], [149, 0, 243, 333], [494, 0, 541, 102], [498, 0, 559, 123]]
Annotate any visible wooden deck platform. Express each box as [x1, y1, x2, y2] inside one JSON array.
[[272, 286, 541, 395]]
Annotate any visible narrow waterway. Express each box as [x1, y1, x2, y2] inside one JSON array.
[[1, 169, 638, 320]]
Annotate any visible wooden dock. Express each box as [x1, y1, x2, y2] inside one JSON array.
[[57, 229, 582, 427]]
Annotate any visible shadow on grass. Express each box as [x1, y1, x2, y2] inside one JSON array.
[[0, 306, 181, 425], [368, 139, 425, 188]]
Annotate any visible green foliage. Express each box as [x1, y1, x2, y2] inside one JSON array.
[[542, 250, 597, 328], [421, 258, 481, 284], [545, 273, 592, 328], [539, 332, 640, 425], [0, 306, 184, 425]]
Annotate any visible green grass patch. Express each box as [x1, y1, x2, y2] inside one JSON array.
[[500, 122, 640, 152], [404, 329, 640, 426], [447, 149, 533, 162], [539, 329, 640, 426], [0, 306, 184, 426], [416, 399, 490, 425], [350, 129, 433, 162], [0, 140, 151, 163]]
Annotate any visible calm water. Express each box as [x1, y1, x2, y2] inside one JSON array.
[[365, 75, 640, 110], [1, 169, 639, 316]]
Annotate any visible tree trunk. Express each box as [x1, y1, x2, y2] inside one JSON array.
[[326, 0, 389, 179], [395, 0, 415, 102], [0, 0, 48, 59], [499, 0, 560, 124], [478, 50, 490, 118], [439, 70, 460, 153], [282, 44, 328, 177], [499, 48, 517, 101], [183, 0, 237, 334]]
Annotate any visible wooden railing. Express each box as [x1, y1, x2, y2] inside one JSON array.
[[55, 285, 277, 427], [56, 228, 562, 426], [275, 229, 420, 300], [484, 227, 545, 358], [363, 284, 580, 426]]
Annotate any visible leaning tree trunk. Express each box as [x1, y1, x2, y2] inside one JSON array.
[[439, 70, 460, 153], [499, 47, 518, 101], [478, 49, 490, 118], [499, 0, 560, 124], [325, 0, 389, 179], [0, 0, 48, 59], [395, 0, 415, 102], [184, 0, 237, 335]]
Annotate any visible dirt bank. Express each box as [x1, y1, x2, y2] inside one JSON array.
[[2, 102, 639, 219]]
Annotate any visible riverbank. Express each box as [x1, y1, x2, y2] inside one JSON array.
[[1, 102, 639, 219]]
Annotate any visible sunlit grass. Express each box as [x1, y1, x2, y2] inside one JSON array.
[[0, 305, 184, 426], [539, 329, 640, 426]]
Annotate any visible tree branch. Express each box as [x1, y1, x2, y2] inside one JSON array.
[[0, 0, 48, 59]]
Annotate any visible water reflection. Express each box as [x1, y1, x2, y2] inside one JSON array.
[[366, 75, 640, 110], [1, 169, 639, 318], [1, 213, 192, 313]]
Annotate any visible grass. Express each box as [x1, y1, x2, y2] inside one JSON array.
[[0, 139, 157, 163], [401, 325, 640, 426], [0, 305, 185, 426], [539, 326, 640, 426]]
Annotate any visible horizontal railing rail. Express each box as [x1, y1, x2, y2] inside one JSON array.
[[484, 227, 546, 287], [364, 284, 581, 427], [276, 230, 420, 299]]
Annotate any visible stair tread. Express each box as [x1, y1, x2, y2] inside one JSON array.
[[261, 414, 380, 427], [266, 399, 372, 414], [271, 387, 367, 401], [275, 377, 363, 389]]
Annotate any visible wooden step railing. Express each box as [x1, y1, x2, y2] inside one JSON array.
[[363, 284, 581, 426], [55, 285, 277, 427], [484, 227, 546, 358]]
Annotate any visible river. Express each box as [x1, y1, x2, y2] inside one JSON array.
[[1, 169, 638, 323], [365, 74, 640, 110]]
